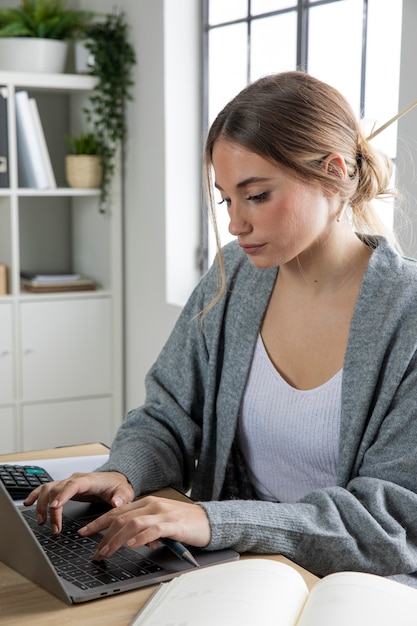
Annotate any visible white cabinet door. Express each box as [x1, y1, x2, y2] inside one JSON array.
[[21, 298, 112, 401], [0, 406, 15, 453], [0, 303, 13, 403], [22, 397, 113, 451]]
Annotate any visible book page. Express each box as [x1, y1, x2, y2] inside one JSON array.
[[132, 559, 309, 626], [296, 571, 417, 626]]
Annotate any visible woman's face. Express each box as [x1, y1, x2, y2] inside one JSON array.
[[211, 140, 340, 269]]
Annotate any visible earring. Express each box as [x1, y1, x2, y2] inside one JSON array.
[[337, 204, 347, 223]]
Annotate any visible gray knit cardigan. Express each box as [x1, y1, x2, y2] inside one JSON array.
[[100, 236, 417, 586]]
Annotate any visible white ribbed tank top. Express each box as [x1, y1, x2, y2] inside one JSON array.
[[237, 334, 342, 503]]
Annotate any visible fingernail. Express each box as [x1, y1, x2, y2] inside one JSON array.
[[113, 496, 123, 507], [37, 514, 43, 525], [78, 526, 87, 535], [93, 546, 108, 561], [50, 500, 59, 508], [51, 524, 59, 535]]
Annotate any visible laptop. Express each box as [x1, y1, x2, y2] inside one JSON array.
[[0, 481, 239, 604]]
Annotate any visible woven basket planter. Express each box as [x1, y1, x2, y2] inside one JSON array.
[[65, 154, 102, 189]]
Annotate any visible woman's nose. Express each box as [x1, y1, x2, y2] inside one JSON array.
[[228, 204, 250, 237]]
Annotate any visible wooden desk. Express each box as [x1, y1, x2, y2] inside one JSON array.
[[0, 444, 318, 625]]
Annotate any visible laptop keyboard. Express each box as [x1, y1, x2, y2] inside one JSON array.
[[22, 509, 163, 591]]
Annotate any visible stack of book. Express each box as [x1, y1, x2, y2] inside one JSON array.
[[20, 271, 96, 293]]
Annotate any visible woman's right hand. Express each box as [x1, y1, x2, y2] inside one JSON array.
[[23, 471, 134, 535]]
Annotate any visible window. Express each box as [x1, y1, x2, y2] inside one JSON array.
[[202, 0, 403, 265]]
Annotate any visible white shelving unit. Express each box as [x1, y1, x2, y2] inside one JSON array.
[[0, 71, 123, 453]]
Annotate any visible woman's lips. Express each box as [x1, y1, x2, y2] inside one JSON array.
[[240, 243, 266, 255]]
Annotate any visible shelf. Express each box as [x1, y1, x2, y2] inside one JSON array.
[[19, 289, 111, 301], [0, 71, 97, 92], [0, 290, 111, 303], [0, 188, 100, 197], [0, 67, 122, 452]]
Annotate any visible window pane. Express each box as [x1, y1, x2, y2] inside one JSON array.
[[251, 0, 296, 14], [209, 0, 248, 25], [250, 13, 297, 80], [365, 0, 402, 158], [308, 0, 363, 114], [208, 23, 248, 123]]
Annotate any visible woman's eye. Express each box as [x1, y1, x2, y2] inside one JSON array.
[[247, 192, 269, 203], [218, 198, 231, 206]]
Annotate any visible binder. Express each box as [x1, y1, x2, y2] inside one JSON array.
[[0, 87, 9, 188], [29, 97, 56, 188], [15, 90, 50, 189]]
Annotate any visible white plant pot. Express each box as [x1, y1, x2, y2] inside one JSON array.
[[0, 38, 69, 73], [74, 40, 95, 74]]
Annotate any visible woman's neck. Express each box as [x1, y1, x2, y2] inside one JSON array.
[[278, 225, 372, 296]]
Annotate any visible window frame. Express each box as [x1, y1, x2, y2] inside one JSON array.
[[202, 0, 368, 108]]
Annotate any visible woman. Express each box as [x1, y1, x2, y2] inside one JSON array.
[[26, 71, 417, 585]]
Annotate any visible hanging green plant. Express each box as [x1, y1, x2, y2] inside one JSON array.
[[83, 11, 136, 211]]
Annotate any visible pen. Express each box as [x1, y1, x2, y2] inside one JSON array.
[[160, 538, 200, 568]]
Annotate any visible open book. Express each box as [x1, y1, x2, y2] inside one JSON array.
[[131, 558, 417, 626]]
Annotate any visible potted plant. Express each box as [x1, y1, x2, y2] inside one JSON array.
[[81, 11, 136, 211], [0, 0, 93, 73], [65, 132, 102, 189]]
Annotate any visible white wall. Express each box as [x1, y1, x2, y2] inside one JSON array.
[[79, 0, 201, 412]]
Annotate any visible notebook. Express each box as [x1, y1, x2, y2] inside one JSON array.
[[0, 481, 239, 604]]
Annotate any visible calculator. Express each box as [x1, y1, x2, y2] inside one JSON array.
[[0, 464, 53, 499]]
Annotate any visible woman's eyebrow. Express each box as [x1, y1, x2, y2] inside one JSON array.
[[215, 176, 272, 191]]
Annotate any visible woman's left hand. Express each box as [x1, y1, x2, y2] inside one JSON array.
[[77, 496, 211, 561]]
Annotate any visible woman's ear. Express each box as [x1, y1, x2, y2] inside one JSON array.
[[322, 153, 347, 180]]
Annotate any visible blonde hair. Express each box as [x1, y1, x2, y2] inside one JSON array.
[[202, 71, 400, 314]]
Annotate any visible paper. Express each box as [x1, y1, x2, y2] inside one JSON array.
[[7, 454, 109, 505], [131, 559, 308, 626], [297, 571, 417, 626]]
